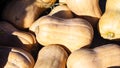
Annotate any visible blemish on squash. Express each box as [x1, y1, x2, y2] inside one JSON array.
[[106, 32, 115, 38]]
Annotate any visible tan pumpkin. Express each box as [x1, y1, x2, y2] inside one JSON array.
[[29, 15, 93, 52], [0, 46, 34, 68], [48, 4, 73, 18], [34, 44, 68, 68], [0, 21, 37, 52], [2, 0, 56, 29], [67, 44, 120, 68], [98, 0, 120, 40], [66, 0, 102, 26]]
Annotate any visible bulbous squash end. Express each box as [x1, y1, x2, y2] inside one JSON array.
[[101, 32, 115, 40]]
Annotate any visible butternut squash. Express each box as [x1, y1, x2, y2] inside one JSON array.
[[98, 0, 120, 40], [59, 0, 66, 4], [2, 0, 56, 29], [0, 46, 34, 68], [29, 15, 93, 52], [0, 21, 37, 52], [48, 4, 73, 18], [67, 44, 120, 68], [66, 0, 102, 26], [34, 44, 68, 68]]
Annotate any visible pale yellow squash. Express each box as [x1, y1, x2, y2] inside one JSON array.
[[67, 44, 120, 68], [48, 4, 73, 18], [98, 0, 120, 40], [34, 44, 68, 68], [66, 0, 102, 26], [29, 15, 93, 52], [59, 0, 66, 4]]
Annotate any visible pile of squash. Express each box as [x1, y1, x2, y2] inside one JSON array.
[[0, 0, 120, 68]]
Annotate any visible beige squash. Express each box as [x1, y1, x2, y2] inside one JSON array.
[[0, 21, 37, 52], [59, 0, 66, 4], [67, 44, 120, 68], [98, 0, 120, 40], [48, 4, 73, 18], [0, 46, 34, 68], [29, 15, 93, 52], [34, 44, 68, 68], [66, 0, 102, 26], [2, 0, 56, 29]]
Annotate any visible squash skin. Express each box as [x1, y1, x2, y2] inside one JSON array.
[[66, 0, 102, 26], [59, 0, 66, 4], [0, 46, 34, 68], [48, 4, 73, 19], [67, 44, 120, 68], [94, 44, 120, 67], [67, 49, 99, 68], [34, 44, 68, 68], [2, 0, 56, 29], [0, 21, 37, 52], [98, 12, 120, 40], [29, 15, 93, 52], [98, 0, 120, 40], [66, 0, 101, 17]]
